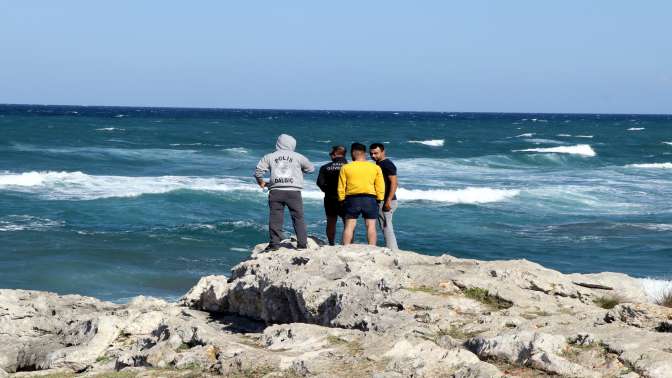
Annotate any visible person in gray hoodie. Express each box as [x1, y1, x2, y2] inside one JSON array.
[[254, 134, 315, 250]]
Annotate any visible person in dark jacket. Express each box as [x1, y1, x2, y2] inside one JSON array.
[[316, 145, 347, 245]]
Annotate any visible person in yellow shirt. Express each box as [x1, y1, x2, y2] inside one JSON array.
[[337, 143, 385, 246]]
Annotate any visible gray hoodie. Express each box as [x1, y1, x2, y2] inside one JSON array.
[[254, 134, 315, 191]]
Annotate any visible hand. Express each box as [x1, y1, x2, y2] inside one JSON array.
[[383, 201, 392, 212], [258, 181, 267, 189]]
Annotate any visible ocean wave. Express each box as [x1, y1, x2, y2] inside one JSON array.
[[409, 139, 444, 147], [396, 187, 519, 204], [513, 144, 596, 157], [626, 162, 672, 169], [663, 142, 672, 146], [95, 127, 125, 131], [556, 134, 572, 137], [575, 135, 593, 139], [515, 133, 535, 138], [0, 171, 262, 200], [524, 138, 566, 145], [8, 144, 202, 161], [0, 215, 63, 232], [639, 278, 672, 303], [627, 127, 645, 131], [222, 147, 249, 154], [626, 223, 672, 232]]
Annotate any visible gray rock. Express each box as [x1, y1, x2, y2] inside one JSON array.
[[3, 241, 670, 377]]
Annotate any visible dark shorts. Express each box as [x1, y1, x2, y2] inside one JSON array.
[[343, 195, 379, 220], [324, 197, 344, 218]]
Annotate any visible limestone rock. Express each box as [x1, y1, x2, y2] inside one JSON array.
[[3, 242, 670, 377], [178, 275, 229, 312]]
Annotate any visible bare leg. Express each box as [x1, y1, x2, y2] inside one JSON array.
[[342, 218, 357, 245], [326, 215, 338, 245], [365, 219, 377, 246]]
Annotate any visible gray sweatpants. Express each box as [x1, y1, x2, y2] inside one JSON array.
[[378, 200, 398, 250], [268, 190, 308, 248]]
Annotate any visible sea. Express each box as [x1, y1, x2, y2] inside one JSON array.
[[1, 104, 671, 302]]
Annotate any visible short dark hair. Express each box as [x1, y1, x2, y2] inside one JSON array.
[[369, 143, 385, 152], [351, 143, 366, 153], [330, 145, 346, 156]]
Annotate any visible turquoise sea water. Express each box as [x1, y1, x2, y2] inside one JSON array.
[[1, 104, 671, 301]]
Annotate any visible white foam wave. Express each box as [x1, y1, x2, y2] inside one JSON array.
[[575, 135, 593, 138], [524, 138, 566, 145], [556, 134, 572, 137], [627, 223, 672, 232], [514, 144, 596, 157], [627, 127, 645, 131], [0, 215, 63, 232], [639, 278, 672, 303], [294, 186, 520, 204], [223, 147, 249, 154], [663, 142, 672, 146], [409, 139, 444, 147], [626, 162, 672, 169], [170, 143, 203, 146], [95, 127, 125, 131], [396, 187, 519, 204], [515, 133, 535, 138], [0, 171, 262, 200]]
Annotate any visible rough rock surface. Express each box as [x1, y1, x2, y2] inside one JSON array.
[[2, 241, 671, 377]]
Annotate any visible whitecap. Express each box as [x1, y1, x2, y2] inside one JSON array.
[[95, 127, 125, 131], [627, 127, 645, 131], [524, 138, 566, 145], [663, 142, 672, 146], [515, 133, 535, 138], [556, 134, 572, 137], [396, 187, 520, 204], [0, 171, 263, 200], [113, 114, 126, 118], [223, 147, 249, 154], [513, 144, 596, 157], [639, 278, 672, 303], [316, 140, 332, 143], [408, 139, 445, 147], [0, 215, 63, 232], [626, 162, 672, 169]]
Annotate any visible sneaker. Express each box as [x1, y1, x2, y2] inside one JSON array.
[[264, 245, 280, 252]]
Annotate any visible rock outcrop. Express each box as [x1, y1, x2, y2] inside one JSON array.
[[1, 241, 671, 377]]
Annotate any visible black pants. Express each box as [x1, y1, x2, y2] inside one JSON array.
[[268, 190, 308, 248]]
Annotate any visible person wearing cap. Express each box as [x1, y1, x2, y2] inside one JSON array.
[[254, 134, 314, 251], [337, 143, 385, 246], [316, 145, 348, 245]]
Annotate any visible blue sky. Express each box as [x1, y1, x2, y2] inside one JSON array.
[[1, 1, 670, 113]]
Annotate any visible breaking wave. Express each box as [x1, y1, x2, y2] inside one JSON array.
[[626, 162, 672, 169], [639, 278, 672, 303], [0, 171, 262, 200], [514, 144, 596, 157], [409, 139, 444, 147], [396, 187, 520, 204]]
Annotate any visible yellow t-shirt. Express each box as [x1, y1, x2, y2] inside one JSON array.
[[337, 161, 385, 201]]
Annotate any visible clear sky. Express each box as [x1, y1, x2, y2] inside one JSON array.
[[1, 1, 670, 114]]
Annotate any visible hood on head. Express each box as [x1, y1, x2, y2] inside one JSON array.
[[276, 134, 296, 151]]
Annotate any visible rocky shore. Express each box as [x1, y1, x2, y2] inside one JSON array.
[[1, 240, 671, 377]]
